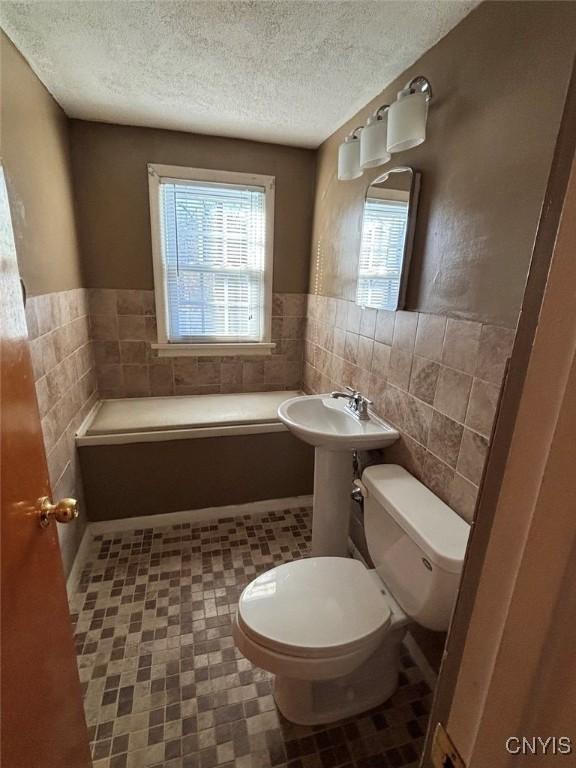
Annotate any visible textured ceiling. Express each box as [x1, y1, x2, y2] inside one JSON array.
[[1, 0, 478, 147]]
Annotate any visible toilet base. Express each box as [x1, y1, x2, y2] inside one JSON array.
[[273, 627, 405, 726]]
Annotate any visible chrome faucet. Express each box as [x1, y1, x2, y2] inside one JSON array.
[[330, 387, 373, 421]]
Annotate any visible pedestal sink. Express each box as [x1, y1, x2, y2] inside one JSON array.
[[278, 394, 399, 557]]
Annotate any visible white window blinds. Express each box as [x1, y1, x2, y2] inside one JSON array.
[[159, 179, 267, 342], [356, 198, 409, 310]]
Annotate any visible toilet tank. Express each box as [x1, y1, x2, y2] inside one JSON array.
[[361, 464, 470, 631]]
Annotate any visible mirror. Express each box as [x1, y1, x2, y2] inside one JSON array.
[[356, 166, 421, 311]]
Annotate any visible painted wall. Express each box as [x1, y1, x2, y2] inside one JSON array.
[[1, 32, 95, 576], [309, 0, 576, 329], [69, 120, 316, 293], [304, 1, 576, 522], [0, 32, 83, 296]]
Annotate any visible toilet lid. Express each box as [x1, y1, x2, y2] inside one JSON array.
[[237, 557, 391, 658]]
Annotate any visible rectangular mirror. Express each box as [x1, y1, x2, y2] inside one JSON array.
[[356, 166, 421, 310]]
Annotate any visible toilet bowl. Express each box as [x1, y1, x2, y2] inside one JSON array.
[[233, 557, 409, 724], [234, 464, 470, 725]]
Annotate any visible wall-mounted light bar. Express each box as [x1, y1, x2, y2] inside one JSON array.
[[337, 76, 432, 181]]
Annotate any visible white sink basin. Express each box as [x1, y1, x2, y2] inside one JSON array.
[[278, 393, 399, 451]]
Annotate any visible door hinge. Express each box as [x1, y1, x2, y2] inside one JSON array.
[[431, 722, 466, 768]]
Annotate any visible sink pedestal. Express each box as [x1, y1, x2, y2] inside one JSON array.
[[311, 448, 353, 557], [278, 393, 399, 558]]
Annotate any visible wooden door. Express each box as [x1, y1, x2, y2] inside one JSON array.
[[0, 167, 92, 767]]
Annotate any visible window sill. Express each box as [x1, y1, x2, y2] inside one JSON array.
[[151, 342, 276, 358]]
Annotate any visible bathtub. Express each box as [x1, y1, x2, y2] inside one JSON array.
[[76, 391, 314, 521]]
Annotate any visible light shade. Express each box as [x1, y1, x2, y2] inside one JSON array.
[[360, 114, 391, 169], [387, 91, 428, 153], [338, 136, 362, 180]]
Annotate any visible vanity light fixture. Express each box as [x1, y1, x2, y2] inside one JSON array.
[[387, 75, 433, 153], [337, 76, 433, 180], [337, 126, 363, 180], [360, 105, 391, 169]]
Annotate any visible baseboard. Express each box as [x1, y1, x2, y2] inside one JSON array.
[[66, 524, 92, 599], [86, 494, 314, 536]]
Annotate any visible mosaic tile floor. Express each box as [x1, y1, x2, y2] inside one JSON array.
[[70, 508, 431, 768]]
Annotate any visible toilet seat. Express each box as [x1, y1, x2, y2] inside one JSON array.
[[237, 557, 391, 659]]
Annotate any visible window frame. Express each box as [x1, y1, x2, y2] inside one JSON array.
[[148, 163, 276, 357]]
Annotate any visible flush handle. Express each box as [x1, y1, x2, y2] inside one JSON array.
[[37, 496, 79, 528]]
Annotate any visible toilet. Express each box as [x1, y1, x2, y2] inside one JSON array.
[[233, 464, 470, 725]]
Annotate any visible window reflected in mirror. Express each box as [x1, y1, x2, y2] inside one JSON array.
[[356, 167, 420, 311]]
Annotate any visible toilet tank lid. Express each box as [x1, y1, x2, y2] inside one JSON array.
[[362, 464, 470, 574]]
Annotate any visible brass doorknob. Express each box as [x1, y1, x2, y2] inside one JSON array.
[[37, 497, 78, 528]]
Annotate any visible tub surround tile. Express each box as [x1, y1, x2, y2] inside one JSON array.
[[359, 307, 377, 339], [475, 324, 515, 384], [72, 509, 430, 768], [346, 302, 362, 334], [34, 293, 57, 336], [304, 294, 515, 523], [89, 289, 117, 316], [118, 315, 146, 341], [94, 341, 121, 366], [383, 433, 428, 481], [409, 356, 439, 405], [466, 378, 500, 437], [24, 299, 40, 338], [415, 313, 446, 362], [402, 393, 433, 446], [220, 361, 243, 388], [25, 288, 97, 576], [457, 428, 489, 485], [371, 341, 391, 381], [388, 347, 413, 391], [195, 362, 222, 387], [91, 314, 119, 342], [393, 311, 418, 351], [123, 365, 151, 397], [441, 318, 482, 375], [427, 412, 464, 469], [264, 358, 287, 386], [357, 336, 374, 371], [449, 473, 478, 523], [433, 367, 473, 423], [422, 451, 455, 506], [99, 364, 123, 391], [344, 331, 359, 365], [89, 290, 306, 397], [149, 363, 174, 396], [120, 341, 148, 365], [242, 360, 265, 390], [29, 337, 45, 380], [116, 289, 144, 316], [335, 299, 348, 330], [375, 309, 395, 345], [282, 316, 306, 340]]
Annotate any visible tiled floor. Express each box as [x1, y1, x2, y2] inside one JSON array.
[[70, 507, 431, 768]]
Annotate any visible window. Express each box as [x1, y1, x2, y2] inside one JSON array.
[[356, 195, 409, 311], [148, 164, 275, 356]]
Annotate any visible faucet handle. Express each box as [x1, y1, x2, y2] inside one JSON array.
[[345, 385, 359, 395]]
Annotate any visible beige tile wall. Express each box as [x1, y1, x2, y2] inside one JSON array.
[[88, 290, 306, 397], [25, 288, 98, 573], [304, 294, 515, 522]]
